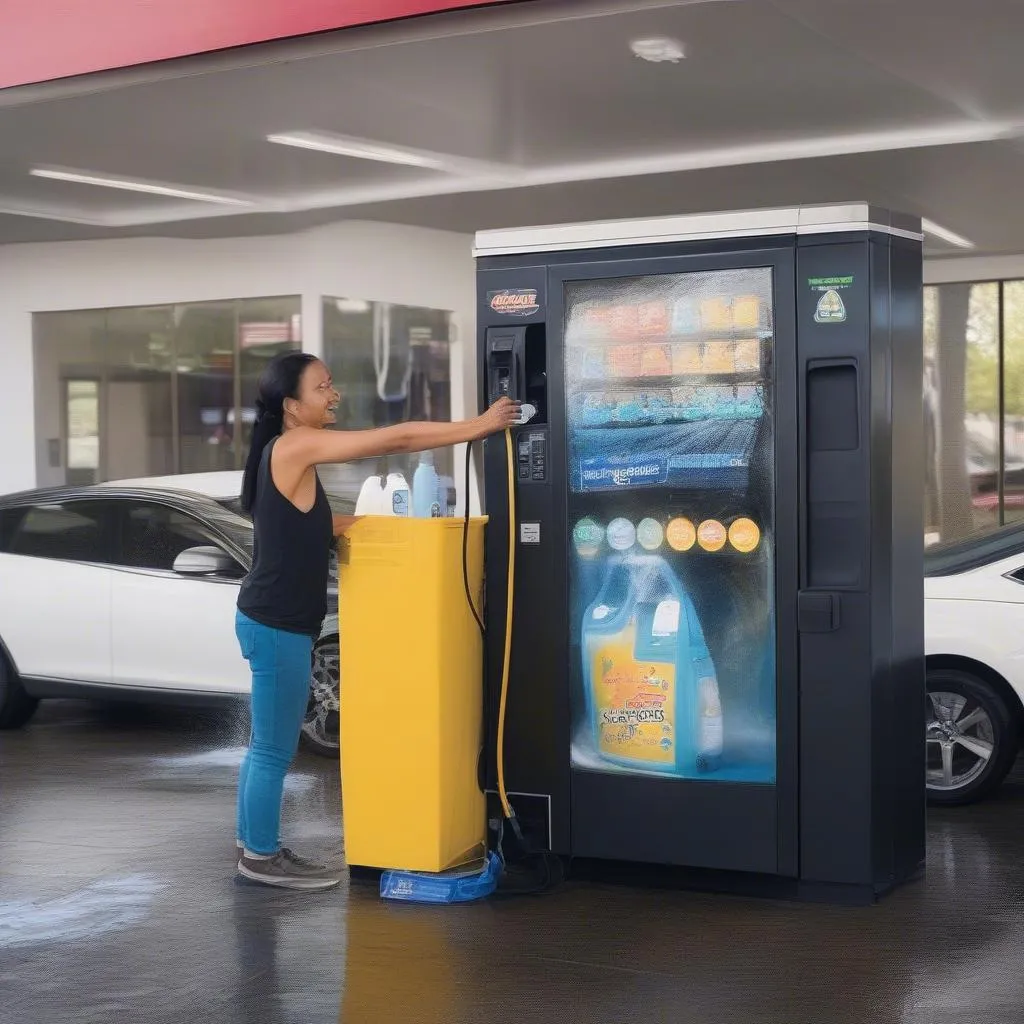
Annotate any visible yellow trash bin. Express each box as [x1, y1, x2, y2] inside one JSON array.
[[338, 516, 488, 874]]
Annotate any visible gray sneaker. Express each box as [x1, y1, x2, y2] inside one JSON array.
[[237, 848, 340, 891]]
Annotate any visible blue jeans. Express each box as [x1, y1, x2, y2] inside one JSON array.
[[235, 610, 314, 856]]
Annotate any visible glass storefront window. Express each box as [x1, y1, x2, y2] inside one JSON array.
[[174, 301, 236, 474], [103, 305, 176, 480], [1003, 282, 1024, 523], [321, 297, 454, 496], [33, 296, 300, 486], [239, 298, 303, 463], [924, 282, 999, 545]]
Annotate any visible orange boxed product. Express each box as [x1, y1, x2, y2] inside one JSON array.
[[700, 297, 732, 331], [608, 344, 643, 377], [672, 343, 702, 374], [734, 339, 761, 373], [640, 344, 672, 377], [638, 301, 670, 336], [580, 305, 614, 339], [732, 295, 762, 329], [609, 305, 639, 339], [702, 341, 735, 374]]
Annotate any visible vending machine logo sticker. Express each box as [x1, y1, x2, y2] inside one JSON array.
[[814, 289, 846, 323], [488, 288, 540, 317], [808, 275, 853, 324]]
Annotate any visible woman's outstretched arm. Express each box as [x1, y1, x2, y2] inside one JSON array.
[[279, 397, 521, 470]]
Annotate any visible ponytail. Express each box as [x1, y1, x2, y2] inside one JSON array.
[[240, 405, 282, 512], [239, 351, 319, 513]]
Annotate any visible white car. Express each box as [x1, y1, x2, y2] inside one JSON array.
[[926, 526, 1024, 804], [0, 481, 342, 756]]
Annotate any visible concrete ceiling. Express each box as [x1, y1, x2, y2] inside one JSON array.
[[1, 0, 1023, 256]]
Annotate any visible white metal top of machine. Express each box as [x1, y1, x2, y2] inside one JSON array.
[[473, 203, 924, 257]]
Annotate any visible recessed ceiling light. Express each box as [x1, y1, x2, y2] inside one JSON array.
[[630, 37, 685, 63], [266, 131, 447, 170], [30, 168, 252, 206], [921, 217, 974, 249]]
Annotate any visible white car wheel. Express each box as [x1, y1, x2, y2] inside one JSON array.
[[926, 668, 1018, 805]]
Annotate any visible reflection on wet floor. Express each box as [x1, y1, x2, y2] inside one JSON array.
[[3, 699, 1024, 1023]]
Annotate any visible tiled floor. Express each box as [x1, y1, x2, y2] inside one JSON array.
[[3, 699, 1024, 1024]]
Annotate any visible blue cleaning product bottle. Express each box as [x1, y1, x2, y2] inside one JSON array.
[[412, 451, 441, 518], [581, 554, 723, 777]]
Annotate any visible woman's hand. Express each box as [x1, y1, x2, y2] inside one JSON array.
[[475, 397, 523, 438]]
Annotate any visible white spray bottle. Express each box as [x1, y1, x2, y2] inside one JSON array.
[[354, 473, 386, 516]]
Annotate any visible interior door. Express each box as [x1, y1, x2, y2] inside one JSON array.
[[551, 249, 798, 876], [0, 499, 114, 683], [109, 501, 249, 693]]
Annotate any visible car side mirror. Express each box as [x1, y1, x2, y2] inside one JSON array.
[[173, 545, 239, 577]]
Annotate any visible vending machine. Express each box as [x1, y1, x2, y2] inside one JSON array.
[[476, 205, 924, 902]]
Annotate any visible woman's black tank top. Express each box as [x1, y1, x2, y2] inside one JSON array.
[[237, 437, 333, 638]]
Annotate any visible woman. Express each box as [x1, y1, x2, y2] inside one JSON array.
[[234, 351, 519, 890]]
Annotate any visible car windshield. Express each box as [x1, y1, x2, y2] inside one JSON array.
[[925, 522, 1024, 577]]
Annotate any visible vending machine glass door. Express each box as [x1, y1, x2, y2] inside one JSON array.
[[552, 250, 798, 875]]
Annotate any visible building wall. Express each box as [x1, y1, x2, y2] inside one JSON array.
[[0, 220, 478, 496]]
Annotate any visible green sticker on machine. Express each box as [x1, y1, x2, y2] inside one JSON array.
[[808, 275, 853, 324]]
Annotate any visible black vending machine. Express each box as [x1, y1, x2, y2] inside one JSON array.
[[476, 205, 924, 903]]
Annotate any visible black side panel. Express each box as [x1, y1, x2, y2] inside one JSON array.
[[867, 238, 896, 891], [884, 237, 926, 887], [796, 242, 874, 887], [796, 234, 924, 892]]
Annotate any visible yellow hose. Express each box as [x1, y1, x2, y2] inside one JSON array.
[[496, 427, 516, 820]]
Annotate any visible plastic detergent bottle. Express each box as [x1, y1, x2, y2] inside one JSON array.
[[581, 554, 723, 776], [412, 451, 441, 518], [354, 473, 386, 515], [382, 472, 410, 517]]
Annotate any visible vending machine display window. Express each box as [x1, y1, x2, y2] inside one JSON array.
[[565, 268, 776, 783]]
